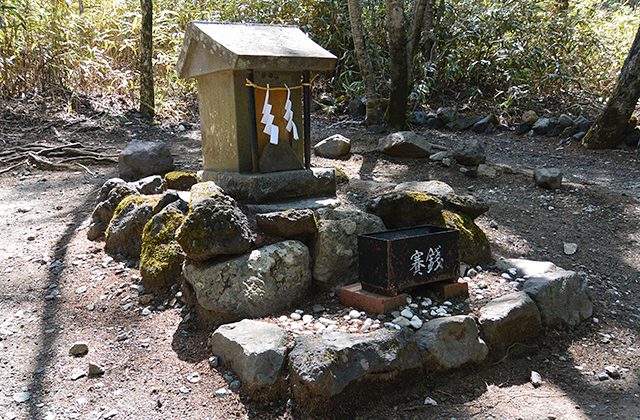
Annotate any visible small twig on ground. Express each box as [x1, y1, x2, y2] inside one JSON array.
[[491, 342, 539, 366], [74, 162, 94, 175]]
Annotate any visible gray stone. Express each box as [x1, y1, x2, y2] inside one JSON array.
[[183, 240, 311, 324], [12, 392, 31, 403], [574, 116, 592, 132], [429, 151, 450, 162], [247, 196, 339, 213], [408, 111, 431, 125], [346, 179, 395, 194], [176, 194, 252, 261], [534, 167, 563, 190], [572, 131, 586, 142], [444, 194, 489, 219], [424, 116, 444, 129], [87, 182, 139, 241], [69, 342, 89, 357], [478, 292, 542, 357], [71, 368, 87, 381], [377, 131, 433, 158], [563, 242, 578, 255], [366, 191, 443, 229], [449, 138, 486, 166], [189, 181, 225, 207], [394, 180, 454, 199], [132, 175, 165, 195], [495, 258, 559, 277], [347, 97, 366, 117], [515, 123, 532, 135], [477, 164, 497, 178], [524, 269, 593, 327], [256, 209, 317, 237], [289, 329, 421, 401], [312, 208, 385, 287], [522, 110, 539, 126], [560, 125, 580, 139], [605, 365, 620, 379], [314, 134, 351, 158], [414, 315, 488, 370], [105, 196, 158, 258], [473, 115, 499, 133], [447, 115, 482, 131], [558, 114, 574, 129], [210, 319, 288, 394], [118, 140, 174, 181], [436, 107, 458, 124], [532, 118, 553, 135], [201, 168, 336, 203]]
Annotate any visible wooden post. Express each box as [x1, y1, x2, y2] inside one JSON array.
[[303, 71, 312, 169], [247, 71, 260, 173]]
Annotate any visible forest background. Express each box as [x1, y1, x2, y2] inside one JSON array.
[[0, 0, 638, 122]]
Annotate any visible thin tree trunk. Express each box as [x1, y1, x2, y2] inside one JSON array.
[[385, 0, 408, 129], [407, 0, 428, 83], [583, 26, 640, 149], [139, 0, 154, 119], [347, 0, 383, 124]]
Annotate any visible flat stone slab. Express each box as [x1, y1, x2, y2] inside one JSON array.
[[247, 196, 339, 213], [202, 168, 336, 203], [478, 291, 542, 357], [210, 319, 288, 393], [289, 329, 420, 402], [495, 258, 559, 277]]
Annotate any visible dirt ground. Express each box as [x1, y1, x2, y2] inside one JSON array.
[[1, 98, 639, 419]]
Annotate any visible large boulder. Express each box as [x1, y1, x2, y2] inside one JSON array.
[[87, 181, 139, 240], [176, 194, 252, 261], [139, 205, 186, 289], [289, 329, 420, 403], [377, 131, 433, 158], [104, 195, 159, 258], [314, 134, 351, 158], [118, 140, 174, 181], [436, 107, 458, 124], [188, 181, 224, 207], [441, 210, 491, 265], [478, 292, 542, 358], [414, 315, 488, 370], [312, 208, 385, 287], [182, 240, 311, 324], [366, 191, 443, 229], [210, 320, 288, 396], [523, 269, 593, 328], [256, 209, 317, 238], [164, 171, 199, 191]]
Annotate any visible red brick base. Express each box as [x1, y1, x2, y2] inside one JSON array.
[[431, 279, 469, 299], [339, 282, 408, 314]]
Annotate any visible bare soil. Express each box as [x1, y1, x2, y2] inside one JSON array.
[[1, 98, 639, 419]]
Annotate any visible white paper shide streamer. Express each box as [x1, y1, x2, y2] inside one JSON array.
[[261, 84, 279, 144], [283, 85, 299, 141]]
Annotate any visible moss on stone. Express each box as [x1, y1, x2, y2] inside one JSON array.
[[441, 210, 491, 266], [333, 167, 350, 184], [140, 208, 186, 289], [105, 195, 158, 241], [164, 171, 199, 191], [404, 191, 443, 206]]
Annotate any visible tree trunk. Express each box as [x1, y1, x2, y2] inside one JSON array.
[[385, 0, 408, 129], [346, 0, 383, 124], [407, 0, 428, 82], [583, 26, 640, 149], [139, 0, 154, 119]]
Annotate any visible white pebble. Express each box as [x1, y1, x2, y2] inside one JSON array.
[[290, 313, 302, 321], [410, 316, 423, 329], [302, 314, 314, 324], [400, 308, 414, 319], [348, 309, 361, 319]]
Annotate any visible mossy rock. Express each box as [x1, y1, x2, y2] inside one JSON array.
[[140, 207, 186, 289], [441, 210, 491, 266], [105, 195, 160, 258], [176, 194, 252, 261], [164, 171, 199, 191], [333, 167, 350, 184], [367, 191, 443, 228], [189, 181, 224, 208]]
